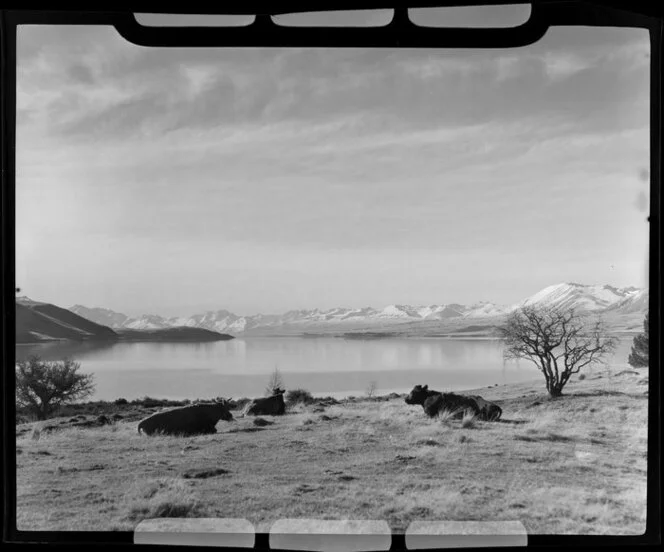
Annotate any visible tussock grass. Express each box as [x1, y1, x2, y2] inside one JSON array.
[[460, 411, 477, 429], [436, 408, 460, 425], [407, 421, 451, 445], [382, 485, 464, 531], [123, 478, 205, 522]]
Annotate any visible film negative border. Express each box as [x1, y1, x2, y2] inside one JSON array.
[[1, 1, 661, 548]]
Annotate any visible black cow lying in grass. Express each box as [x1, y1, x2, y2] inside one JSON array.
[[467, 394, 503, 421], [243, 388, 286, 416], [405, 384, 502, 421], [138, 401, 234, 436]]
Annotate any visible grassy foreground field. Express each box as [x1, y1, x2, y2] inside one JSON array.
[[16, 368, 648, 535]]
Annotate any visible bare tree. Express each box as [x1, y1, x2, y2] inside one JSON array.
[[500, 306, 618, 397], [628, 313, 649, 368], [264, 366, 285, 396], [16, 356, 95, 420], [365, 380, 378, 398]]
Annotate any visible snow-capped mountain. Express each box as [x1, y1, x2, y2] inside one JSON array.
[[68, 282, 647, 336], [123, 314, 173, 330], [604, 288, 649, 314], [69, 305, 130, 328], [517, 283, 642, 312], [462, 301, 511, 318]]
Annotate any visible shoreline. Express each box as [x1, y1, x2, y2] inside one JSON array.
[[15, 375, 558, 425], [16, 327, 641, 346]]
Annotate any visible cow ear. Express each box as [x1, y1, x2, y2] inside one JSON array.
[[423, 385, 428, 390]]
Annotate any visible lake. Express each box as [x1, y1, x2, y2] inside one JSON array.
[[15, 337, 633, 402]]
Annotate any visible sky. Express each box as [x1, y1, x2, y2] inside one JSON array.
[[15, 10, 650, 317]]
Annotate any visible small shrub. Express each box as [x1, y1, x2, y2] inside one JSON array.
[[286, 389, 314, 405], [137, 397, 186, 408], [578, 374, 586, 381], [139, 397, 163, 408], [16, 356, 95, 420], [114, 398, 128, 405], [628, 313, 649, 368], [265, 367, 285, 396]]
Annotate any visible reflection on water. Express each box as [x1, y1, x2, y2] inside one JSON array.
[[15, 337, 632, 401]]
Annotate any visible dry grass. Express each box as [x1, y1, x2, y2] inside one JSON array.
[[122, 478, 205, 522], [15, 369, 648, 535], [436, 408, 459, 425], [460, 411, 477, 429]]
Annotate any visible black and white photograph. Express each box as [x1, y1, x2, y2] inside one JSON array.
[[12, 5, 651, 539]]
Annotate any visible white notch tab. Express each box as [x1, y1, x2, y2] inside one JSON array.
[[270, 519, 392, 552], [134, 518, 255, 547], [406, 520, 527, 549]]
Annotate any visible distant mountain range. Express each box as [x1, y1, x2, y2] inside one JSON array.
[[67, 283, 648, 337], [16, 297, 234, 344]]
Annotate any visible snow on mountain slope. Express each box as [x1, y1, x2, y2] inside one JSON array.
[[17, 296, 46, 307], [378, 305, 420, 319], [417, 304, 465, 319], [463, 302, 511, 317], [123, 315, 172, 330], [604, 289, 649, 314], [518, 283, 641, 312], [67, 282, 647, 335]]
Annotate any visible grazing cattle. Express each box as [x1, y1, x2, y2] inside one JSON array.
[[405, 384, 502, 421], [243, 388, 286, 416], [138, 401, 234, 436]]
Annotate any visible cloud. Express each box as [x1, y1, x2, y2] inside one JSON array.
[[67, 61, 95, 84], [542, 52, 590, 80], [16, 24, 649, 146], [15, 23, 650, 312]]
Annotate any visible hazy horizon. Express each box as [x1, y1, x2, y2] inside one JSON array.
[[16, 20, 650, 318]]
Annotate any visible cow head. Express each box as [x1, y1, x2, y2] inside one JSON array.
[[212, 399, 235, 421], [273, 387, 286, 396], [405, 384, 429, 405]]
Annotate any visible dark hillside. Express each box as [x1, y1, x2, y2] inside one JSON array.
[[117, 327, 234, 342], [16, 302, 118, 343]]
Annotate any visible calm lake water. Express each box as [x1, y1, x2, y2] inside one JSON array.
[[16, 337, 633, 402]]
